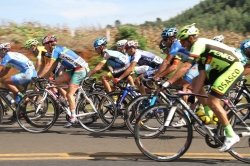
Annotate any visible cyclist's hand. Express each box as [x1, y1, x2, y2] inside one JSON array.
[[113, 78, 120, 83], [153, 76, 160, 81], [48, 76, 55, 82]]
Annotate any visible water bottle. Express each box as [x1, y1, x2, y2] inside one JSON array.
[[6, 93, 15, 104]]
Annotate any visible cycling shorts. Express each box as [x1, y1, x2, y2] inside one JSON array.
[[63, 67, 90, 87], [107, 63, 130, 79], [183, 63, 199, 84], [11, 69, 37, 91], [205, 62, 244, 99]]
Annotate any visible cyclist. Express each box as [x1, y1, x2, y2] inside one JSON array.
[[0, 42, 37, 120], [114, 40, 163, 95], [116, 39, 128, 54], [88, 37, 131, 93], [24, 38, 66, 79], [116, 39, 135, 86], [38, 35, 89, 127], [153, 27, 187, 80], [163, 23, 243, 152]]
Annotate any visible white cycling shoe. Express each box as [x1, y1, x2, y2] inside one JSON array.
[[219, 134, 240, 152]]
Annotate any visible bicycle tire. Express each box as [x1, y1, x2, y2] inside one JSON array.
[[16, 91, 59, 133], [76, 92, 117, 132], [219, 103, 250, 163], [134, 104, 193, 161], [107, 91, 133, 128], [125, 94, 164, 135]]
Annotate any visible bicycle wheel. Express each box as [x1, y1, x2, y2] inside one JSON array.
[[220, 103, 250, 163], [125, 94, 164, 135], [76, 92, 117, 132], [134, 104, 193, 161], [107, 91, 133, 128], [227, 89, 250, 124], [16, 91, 59, 133]]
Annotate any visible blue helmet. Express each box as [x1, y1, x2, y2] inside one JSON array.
[[161, 27, 178, 38], [93, 37, 107, 47], [240, 39, 250, 51]]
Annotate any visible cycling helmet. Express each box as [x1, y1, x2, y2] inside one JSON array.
[[93, 37, 107, 47], [42, 35, 57, 45], [116, 39, 128, 47], [240, 39, 250, 51], [0, 42, 11, 51], [177, 23, 199, 40], [161, 27, 178, 38], [124, 40, 138, 49], [25, 38, 39, 48], [213, 35, 224, 43], [159, 40, 167, 50]]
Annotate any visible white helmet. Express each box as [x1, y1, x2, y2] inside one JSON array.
[[213, 35, 224, 43], [116, 39, 127, 47]]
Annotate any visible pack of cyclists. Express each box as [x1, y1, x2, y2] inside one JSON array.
[[1, 23, 250, 153]]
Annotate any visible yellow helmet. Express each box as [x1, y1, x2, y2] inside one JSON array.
[[177, 23, 199, 40]]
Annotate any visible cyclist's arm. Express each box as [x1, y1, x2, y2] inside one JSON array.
[[154, 55, 174, 78], [88, 61, 105, 77], [167, 61, 192, 84], [35, 57, 42, 70], [118, 62, 137, 80], [158, 58, 181, 77], [0, 66, 11, 77], [38, 58, 58, 78], [244, 64, 250, 75]]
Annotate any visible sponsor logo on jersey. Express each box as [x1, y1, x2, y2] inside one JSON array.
[[209, 50, 235, 61], [217, 69, 241, 91]]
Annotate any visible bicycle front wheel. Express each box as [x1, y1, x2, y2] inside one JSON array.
[[16, 91, 59, 133], [134, 104, 193, 161], [76, 92, 117, 132]]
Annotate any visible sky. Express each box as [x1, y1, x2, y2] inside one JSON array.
[[0, 0, 202, 29]]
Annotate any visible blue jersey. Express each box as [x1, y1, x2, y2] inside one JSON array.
[[131, 49, 163, 68], [169, 40, 190, 62], [1, 52, 34, 72], [234, 48, 248, 66], [51, 46, 88, 70]]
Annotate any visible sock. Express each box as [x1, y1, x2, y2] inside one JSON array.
[[224, 124, 235, 138], [71, 108, 76, 116], [204, 105, 213, 118]]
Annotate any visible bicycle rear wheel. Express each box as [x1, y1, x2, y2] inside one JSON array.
[[134, 104, 193, 161], [76, 92, 117, 132], [16, 91, 59, 133], [220, 103, 250, 163]]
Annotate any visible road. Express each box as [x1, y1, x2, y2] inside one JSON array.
[[0, 118, 248, 166]]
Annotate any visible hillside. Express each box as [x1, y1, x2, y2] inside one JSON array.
[[141, 0, 250, 34]]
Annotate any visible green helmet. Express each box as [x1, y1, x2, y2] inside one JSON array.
[[177, 23, 199, 40], [24, 38, 39, 48]]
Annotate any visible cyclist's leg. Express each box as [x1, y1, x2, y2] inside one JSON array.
[[65, 67, 88, 124], [134, 65, 151, 94], [208, 62, 244, 152], [102, 73, 112, 93]]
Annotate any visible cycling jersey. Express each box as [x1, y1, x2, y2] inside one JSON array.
[[51, 46, 88, 70], [169, 40, 190, 62], [130, 49, 163, 68], [1, 52, 35, 72], [33, 46, 51, 60], [189, 38, 244, 97], [101, 49, 130, 68], [0, 51, 37, 88]]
